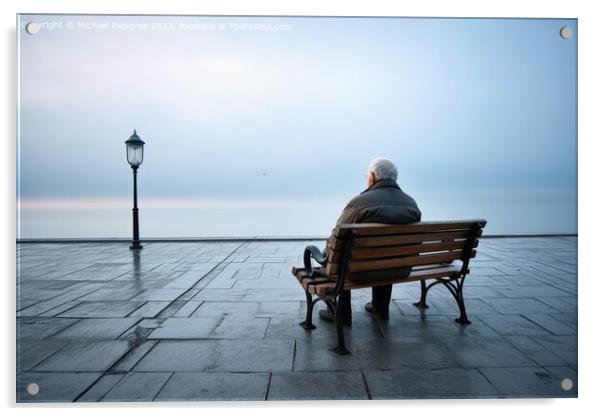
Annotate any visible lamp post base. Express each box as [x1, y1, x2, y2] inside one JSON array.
[[130, 242, 143, 250]]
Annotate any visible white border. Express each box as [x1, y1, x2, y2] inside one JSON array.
[[3, 1, 600, 415]]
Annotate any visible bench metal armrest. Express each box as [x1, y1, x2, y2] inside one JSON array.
[[303, 245, 327, 276]]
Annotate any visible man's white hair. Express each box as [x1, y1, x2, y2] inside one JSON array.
[[368, 157, 398, 181]]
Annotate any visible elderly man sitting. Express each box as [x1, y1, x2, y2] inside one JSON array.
[[311, 157, 422, 326]]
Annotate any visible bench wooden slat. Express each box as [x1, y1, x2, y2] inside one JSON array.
[[292, 267, 337, 291], [294, 261, 466, 296], [327, 240, 477, 262], [333, 220, 486, 237], [326, 249, 476, 275], [327, 230, 483, 252], [355, 230, 479, 247], [329, 229, 483, 251]]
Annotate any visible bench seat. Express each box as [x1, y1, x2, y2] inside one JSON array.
[[292, 260, 466, 296]]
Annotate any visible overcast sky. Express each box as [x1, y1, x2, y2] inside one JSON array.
[[18, 15, 577, 204]]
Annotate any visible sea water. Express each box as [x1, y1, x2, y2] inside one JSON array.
[[17, 192, 576, 238]]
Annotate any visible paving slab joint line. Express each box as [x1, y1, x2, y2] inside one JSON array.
[[475, 367, 504, 397], [264, 372, 273, 401], [18, 316, 105, 374], [157, 242, 247, 320], [519, 314, 560, 335], [291, 339, 297, 371], [126, 300, 171, 319], [71, 339, 142, 402], [17, 286, 101, 317], [116, 318, 146, 340], [152, 372, 176, 402], [191, 241, 248, 291], [538, 281, 576, 297], [262, 317, 272, 340], [72, 325, 160, 401], [360, 370, 373, 400], [206, 314, 228, 337], [38, 317, 82, 339]]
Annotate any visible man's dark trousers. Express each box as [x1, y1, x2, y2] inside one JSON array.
[[337, 285, 392, 324]]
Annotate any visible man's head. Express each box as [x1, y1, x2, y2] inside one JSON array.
[[366, 157, 398, 188]]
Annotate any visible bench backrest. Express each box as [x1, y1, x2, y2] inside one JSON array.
[[324, 220, 487, 277]]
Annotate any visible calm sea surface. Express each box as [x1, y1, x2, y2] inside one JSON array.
[[17, 194, 577, 238]]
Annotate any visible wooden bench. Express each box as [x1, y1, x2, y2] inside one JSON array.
[[291, 220, 487, 354]]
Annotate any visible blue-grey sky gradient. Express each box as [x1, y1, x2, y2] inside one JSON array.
[[17, 15, 577, 236]]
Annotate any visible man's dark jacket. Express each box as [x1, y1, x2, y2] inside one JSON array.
[[328, 178, 422, 282], [335, 178, 421, 225]]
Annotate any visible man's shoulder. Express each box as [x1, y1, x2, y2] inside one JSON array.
[[345, 192, 366, 207], [336, 180, 421, 226], [352, 185, 417, 206]]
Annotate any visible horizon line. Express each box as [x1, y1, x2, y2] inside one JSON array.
[[16, 234, 578, 244]]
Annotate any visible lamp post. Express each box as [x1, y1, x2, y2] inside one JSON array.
[[125, 129, 145, 250]]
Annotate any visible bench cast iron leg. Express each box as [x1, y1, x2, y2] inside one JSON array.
[[413, 279, 430, 309], [454, 287, 471, 324], [333, 296, 350, 355], [441, 276, 471, 324], [299, 291, 317, 330]]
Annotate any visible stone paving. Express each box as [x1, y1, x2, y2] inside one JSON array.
[[16, 237, 577, 402]]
